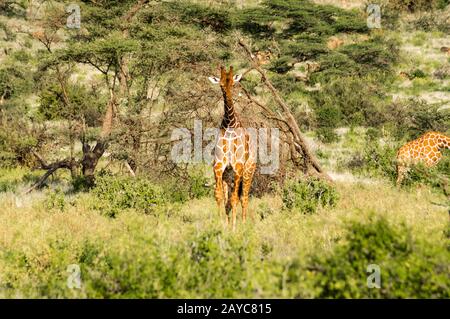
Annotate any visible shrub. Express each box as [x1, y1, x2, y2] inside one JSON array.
[[77, 230, 259, 298], [316, 127, 340, 144], [308, 217, 450, 298], [282, 177, 339, 214], [348, 141, 398, 181], [43, 189, 67, 213], [91, 174, 166, 217], [315, 104, 341, 129], [388, 0, 437, 12], [383, 99, 450, 141], [0, 168, 27, 193], [162, 168, 212, 203], [410, 68, 427, 78], [0, 179, 18, 193], [309, 75, 388, 129], [401, 154, 450, 194], [313, 36, 399, 83]]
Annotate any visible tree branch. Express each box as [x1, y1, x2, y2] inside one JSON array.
[[238, 38, 331, 181]]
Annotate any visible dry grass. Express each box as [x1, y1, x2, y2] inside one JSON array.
[[0, 176, 447, 296]]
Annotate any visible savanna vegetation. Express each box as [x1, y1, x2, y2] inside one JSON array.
[[0, 0, 449, 298]]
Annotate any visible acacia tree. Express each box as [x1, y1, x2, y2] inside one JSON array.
[[27, 0, 229, 189], [27, 0, 142, 189]]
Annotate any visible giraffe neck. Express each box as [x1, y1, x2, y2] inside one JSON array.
[[221, 88, 241, 129]]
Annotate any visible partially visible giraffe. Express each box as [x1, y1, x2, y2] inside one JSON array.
[[396, 131, 450, 185], [208, 66, 256, 230]]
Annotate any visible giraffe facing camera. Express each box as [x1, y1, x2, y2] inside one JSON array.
[[208, 66, 256, 230]]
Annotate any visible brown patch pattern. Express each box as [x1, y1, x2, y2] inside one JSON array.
[[396, 131, 450, 185], [213, 66, 257, 230]]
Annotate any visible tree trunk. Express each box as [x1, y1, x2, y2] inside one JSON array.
[[81, 93, 116, 186]]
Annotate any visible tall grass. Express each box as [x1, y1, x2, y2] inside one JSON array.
[[0, 176, 447, 298]]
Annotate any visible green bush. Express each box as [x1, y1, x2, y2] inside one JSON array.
[[313, 37, 399, 83], [91, 175, 166, 217], [384, 99, 450, 140], [44, 189, 68, 213], [76, 230, 258, 298], [282, 177, 339, 214], [308, 217, 450, 298], [401, 154, 450, 194], [410, 68, 427, 78], [0, 179, 18, 193], [310, 75, 388, 128], [316, 127, 340, 144], [0, 168, 26, 192], [162, 169, 212, 203], [388, 0, 436, 12], [348, 141, 398, 180]]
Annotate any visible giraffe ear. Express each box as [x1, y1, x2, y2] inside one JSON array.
[[208, 77, 220, 84], [233, 74, 242, 83]]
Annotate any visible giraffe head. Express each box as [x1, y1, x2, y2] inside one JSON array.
[[208, 66, 242, 94]]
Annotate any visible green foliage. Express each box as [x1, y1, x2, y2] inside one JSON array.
[[313, 36, 399, 82], [233, 7, 277, 39], [436, 0, 450, 9], [0, 179, 18, 193], [233, 0, 371, 74], [38, 83, 105, 124], [268, 56, 295, 74], [384, 99, 450, 140], [71, 175, 91, 193], [163, 169, 212, 203], [0, 0, 27, 18], [91, 174, 166, 217], [316, 127, 340, 144], [388, 0, 440, 12], [0, 128, 38, 168], [0, 65, 32, 102], [310, 75, 387, 128], [347, 141, 398, 180], [0, 168, 43, 193], [44, 189, 67, 213], [401, 155, 450, 192], [1, 228, 262, 298], [262, 0, 368, 36], [410, 68, 427, 78], [309, 217, 450, 298], [282, 177, 339, 214], [173, 2, 233, 33]]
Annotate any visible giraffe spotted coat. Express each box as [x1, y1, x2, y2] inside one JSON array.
[[396, 131, 450, 185], [208, 66, 256, 230]]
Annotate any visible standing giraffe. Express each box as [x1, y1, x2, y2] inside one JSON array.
[[396, 131, 450, 185], [208, 66, 256, 230]]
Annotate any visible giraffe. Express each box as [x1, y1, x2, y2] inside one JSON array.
[[208, 66, 256, 230], [396, 131, 450, 185]]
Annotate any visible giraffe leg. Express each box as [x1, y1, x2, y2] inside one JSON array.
[[214, 171, 226, 223], [222, 181, 229, 225], [230, 165, 243, 231], [241, 164, 256, 223], [396, 164, 407, 186]]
